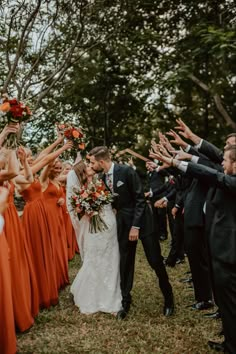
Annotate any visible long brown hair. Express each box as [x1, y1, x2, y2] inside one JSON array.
[[73, 160, 87, 185]]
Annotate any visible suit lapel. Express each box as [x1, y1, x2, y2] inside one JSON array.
[[113, 163, 121, 193]]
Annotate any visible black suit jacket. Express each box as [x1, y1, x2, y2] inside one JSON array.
[[199, 140, 223, 164], [104, 163, 145, 228], [186, 163, 236, 265], [103, 163, 154, 238], [147, 170, 166, 194], [183, 173, 209, 228]]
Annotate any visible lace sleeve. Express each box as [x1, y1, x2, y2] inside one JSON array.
[[66, 170, 89, 260], [66, 170, 80, 228]]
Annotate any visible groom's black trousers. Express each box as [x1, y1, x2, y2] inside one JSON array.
[[117, 213, 172, 307], [141, 232, 173, 302]]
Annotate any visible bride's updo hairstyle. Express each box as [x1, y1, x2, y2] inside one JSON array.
[[73, 160, 87, 185]]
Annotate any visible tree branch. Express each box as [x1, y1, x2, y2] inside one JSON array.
[[188, 73, 236, 129], [3, 0, 42, 92]]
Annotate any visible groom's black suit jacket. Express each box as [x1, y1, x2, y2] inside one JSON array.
[[103, 163, 154, 238]]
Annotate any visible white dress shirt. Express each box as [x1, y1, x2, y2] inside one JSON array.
[[105, 163, 115, 191]]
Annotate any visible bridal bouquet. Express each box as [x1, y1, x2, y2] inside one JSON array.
[[71, 179, 114, 233], [57, 123, 86, 150], [0, 94, 31, 148]]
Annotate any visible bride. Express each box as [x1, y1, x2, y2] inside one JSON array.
[[66, 160, 122, 314]]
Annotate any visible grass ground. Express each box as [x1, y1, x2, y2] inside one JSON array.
[[17, 241, 221, 354]]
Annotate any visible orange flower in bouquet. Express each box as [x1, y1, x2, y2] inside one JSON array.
[[0, 94, 32, 148], [57, 123, 86, 151], [70, 179, 114, 233]]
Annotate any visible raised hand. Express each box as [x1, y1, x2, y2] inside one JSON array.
[[149, 149, 172, 170], [157, 143, 172, 157], [64, 141, 74, 150], [55, 124, 64, 142], [160, 133, 175, 153], [166, 129, 188, 149], [17, 146, 27, 164], [175, 118, 193, 139], [151, 140, 170, 157], [146, 160, 157, 171], [175, 118, 201, 145], [174, 150, 192, 161], [127, 156, 135, 167]]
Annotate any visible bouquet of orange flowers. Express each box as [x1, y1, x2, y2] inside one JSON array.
[[57, 123, 86, 150], [0, 94, 31, 148], [70, 178, 114, 233]]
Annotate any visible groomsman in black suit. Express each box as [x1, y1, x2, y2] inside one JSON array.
[[144, 161, 168, 240], [174, 146, 236, 354], [89, 146, 174, 320]]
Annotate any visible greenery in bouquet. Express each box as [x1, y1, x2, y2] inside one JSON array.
[[57, 123, 86, 151], [70, 178, 114, 233], [0, 93, 31, 148]]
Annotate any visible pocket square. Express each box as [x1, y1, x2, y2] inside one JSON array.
[[117, 180, 124, 187]]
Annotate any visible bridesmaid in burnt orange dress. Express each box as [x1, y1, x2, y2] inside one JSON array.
[[1, 150, 35, 332], [41, 159, 69, 290], [60, 161, 79, 260], [0, 187, 17, 354], [15, 142, 73, 308]]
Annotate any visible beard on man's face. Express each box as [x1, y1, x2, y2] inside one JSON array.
[[92, 164, 103, 173]]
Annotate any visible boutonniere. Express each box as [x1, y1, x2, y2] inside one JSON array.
[[117, 180, 124, 187]]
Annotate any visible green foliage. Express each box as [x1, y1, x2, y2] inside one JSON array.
[[1, 0, 236, 154]]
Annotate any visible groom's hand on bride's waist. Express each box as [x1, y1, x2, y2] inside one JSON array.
[[129, 226, 140, 241]]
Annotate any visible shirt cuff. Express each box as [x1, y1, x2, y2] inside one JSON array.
[[132, 226, 140, 230], [191, 155, 199, 164], [194, 139, 203, 150], [163, 196, 168, 202], [177, 161, 188, 173], [149, 189, 153, 198], [185, 145, 191, 152]]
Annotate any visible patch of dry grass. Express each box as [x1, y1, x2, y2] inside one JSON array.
[[17, 241, 221, 354]]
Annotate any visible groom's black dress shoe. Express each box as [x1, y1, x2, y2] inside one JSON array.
[[116, 302, 130, 320], [116, 309, 128, 320], [179, 277, 192, 283], [208, 340, 227, 352], [203, 309, 221, 319], [191, 300, 214, 310], [163, 305, 174, 317], [163, 295, 174, 317]]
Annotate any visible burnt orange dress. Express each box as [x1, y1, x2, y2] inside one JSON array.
[[43, 181, 69, 289], [21, 180, 58, 308], [62, 185, 78, 260], [0, 230, 17, 354], [3, 182, 35, 332]]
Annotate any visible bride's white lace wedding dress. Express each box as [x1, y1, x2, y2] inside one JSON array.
[[67, 170, 122, 314]]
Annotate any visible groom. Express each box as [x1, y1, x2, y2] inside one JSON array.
[[89, 146, 174, 319]]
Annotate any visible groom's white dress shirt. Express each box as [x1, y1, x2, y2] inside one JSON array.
[[105, 163, 114, 192]]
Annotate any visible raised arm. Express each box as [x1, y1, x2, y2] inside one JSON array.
[[14, 146, 34, 189], [31, 141, 73, 176], [32, 133, 64, 165], [175, 118, 202, 145], [184, 162, 236, 194], [0, 150, 19, 182], [0, 124, 20, 147]]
